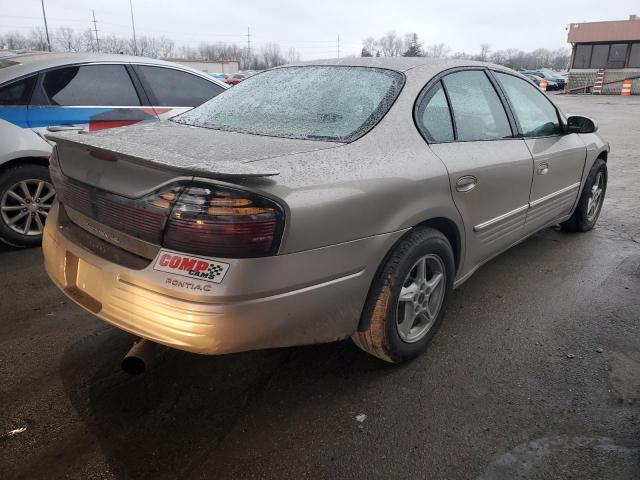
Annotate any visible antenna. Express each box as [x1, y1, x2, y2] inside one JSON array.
[[92, 10, 100, 52]]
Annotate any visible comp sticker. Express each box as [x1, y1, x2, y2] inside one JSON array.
[[153, 250, 230, 284]]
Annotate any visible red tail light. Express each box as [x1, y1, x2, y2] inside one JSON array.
[[163, 183, 285, 258], [52, 150, 284, 258]]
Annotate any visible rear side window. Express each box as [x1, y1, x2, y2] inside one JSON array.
[[135, 66, 224, 107], [0, 76, 36, 105], [441, 70, 512, 142], [416, 81, 454, 142], [42, 65, 140, 106], [494, 72, 561, 137]]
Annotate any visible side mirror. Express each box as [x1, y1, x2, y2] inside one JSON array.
[[566, 115, 598, 134]]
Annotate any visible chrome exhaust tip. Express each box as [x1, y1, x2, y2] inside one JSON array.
[[122, 339, 156, 375]]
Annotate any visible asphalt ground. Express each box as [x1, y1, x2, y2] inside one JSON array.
[[1, 94, 639, 480]]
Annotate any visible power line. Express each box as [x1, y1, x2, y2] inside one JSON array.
[[92, 10, 100, 52]]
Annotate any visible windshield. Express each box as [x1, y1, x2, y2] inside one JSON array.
[[173, 66, 404, 142]]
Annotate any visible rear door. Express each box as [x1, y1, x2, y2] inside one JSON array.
[[27, 63, 159, 133], [416, 69, 534, 269], [492, 72, 586, 233], [132, 65, 226, 119]]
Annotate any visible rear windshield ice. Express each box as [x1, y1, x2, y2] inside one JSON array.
[[173, 66, 404, 142]]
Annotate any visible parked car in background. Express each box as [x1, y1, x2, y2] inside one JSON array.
[[523, 73, 559, 90], [43, 58, 609, 366], [0, 52, 227, 247], [224, 73, 246, 85], [209, 72, 228, 81], [531, 69, 567, 90]]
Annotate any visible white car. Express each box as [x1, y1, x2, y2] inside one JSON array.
[[0, 52, 227, 247]]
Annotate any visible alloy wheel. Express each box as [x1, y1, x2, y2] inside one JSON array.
[[396, 254, 446, 343], [586, 171, 604, 222], [1, 179, 55, 236]]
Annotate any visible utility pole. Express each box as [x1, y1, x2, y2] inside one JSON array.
[[92, 10, 100, 52], [337, 34, 340, 59], [129, 0, 138, 55], [246, 27, 251, 69], [40, 0, 51, 52]]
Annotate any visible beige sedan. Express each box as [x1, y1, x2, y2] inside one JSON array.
[[43, 58, 608, 370]]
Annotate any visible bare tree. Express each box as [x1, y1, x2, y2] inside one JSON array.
[[286, 47, 301, 63], [260, 42, 286, 68], [378, 31, 403, 56], [154, 37, 174, 58], [54, 27, 83, 52], [362, 36, 377, 57], [478, 43, 491, 62], [28, 27, 49, 51], [100, 34, 130, 54], [0, 31, 30, 50], [425, 43, 450, 59]]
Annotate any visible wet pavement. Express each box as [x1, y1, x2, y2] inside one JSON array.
[[1, 94, 639, 479]]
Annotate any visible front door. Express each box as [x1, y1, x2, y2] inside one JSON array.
[[417, 70, 534, 270], [492, 71, 586, 232]]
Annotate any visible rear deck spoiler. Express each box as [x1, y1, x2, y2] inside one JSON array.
[[45, 131, 280, 178]]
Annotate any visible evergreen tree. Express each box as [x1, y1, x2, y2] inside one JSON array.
[[402, 33, 423, 57], [361, 47, 372, 57]]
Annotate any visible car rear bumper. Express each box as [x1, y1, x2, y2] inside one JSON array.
[[43, 202, 404, 355]]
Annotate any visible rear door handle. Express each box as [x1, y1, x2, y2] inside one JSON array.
[[456, 175, 477, 192], [46, 125, 85, 132], [537, 162, 549, 175]]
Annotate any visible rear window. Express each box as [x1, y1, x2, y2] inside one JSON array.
[[135, 66, 225, 107], [174, 66, 404, 142], [42, 65, 140, 106]]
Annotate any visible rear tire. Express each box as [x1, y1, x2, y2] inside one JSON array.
[[352, 227, 455, 363], [561, 158, 607, 232], [0, 163, 54, 248]]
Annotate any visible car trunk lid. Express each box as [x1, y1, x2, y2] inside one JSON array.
[[46, 120, 342, 197]]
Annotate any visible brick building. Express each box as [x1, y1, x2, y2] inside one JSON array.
[[567, 15, 640, 94]]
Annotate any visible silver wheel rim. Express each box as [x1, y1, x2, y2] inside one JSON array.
[[396, 254, 446, 343], [586, 171, 604, 222], [1, 179, 55, 236]]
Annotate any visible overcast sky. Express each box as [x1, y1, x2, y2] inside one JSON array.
[[2, 0, 639, 58]]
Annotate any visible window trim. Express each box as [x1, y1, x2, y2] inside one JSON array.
[[414, 80, 455, 142], [489, 69, 565, 139], [30, 62, 144, 107], [413, 66, 518, 144]]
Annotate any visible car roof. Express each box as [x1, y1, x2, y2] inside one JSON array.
[[0, 52, 227, 87], [283, 57, 516, 82]]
